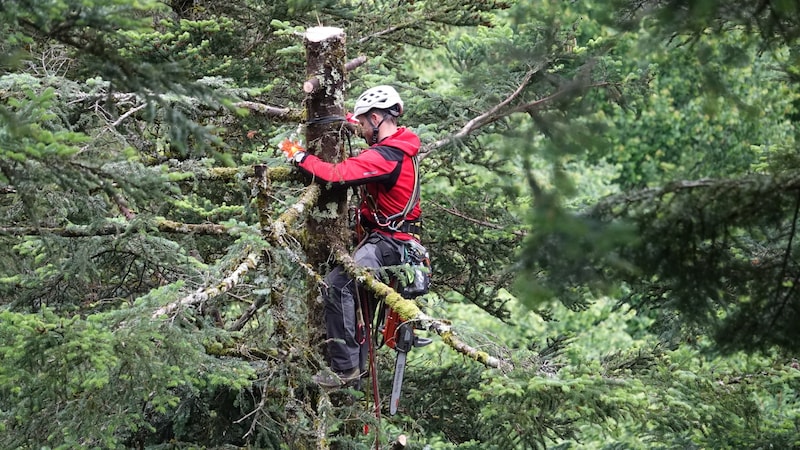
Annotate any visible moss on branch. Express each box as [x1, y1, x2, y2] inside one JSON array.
[[152, 250, 261, 319], [333, 244, 512, 371]]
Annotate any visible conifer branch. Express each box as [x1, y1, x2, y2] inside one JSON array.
[[152, 250, 261, 318], [768, 189, 800, 331], [153, 183, 323, 324], [206, 342, 277, 360], [0, 168, 297, 197], [155, 219, 230, 235], [270, 184, 321, 240], [333, 244, 512, 371], [591, 175, 800, 215], [166, 166, 297, 183]]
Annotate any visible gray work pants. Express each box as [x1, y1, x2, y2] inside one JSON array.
[[323, 232, 403, 373]]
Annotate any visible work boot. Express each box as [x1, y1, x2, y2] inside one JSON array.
[[312, 367, 361, 389]]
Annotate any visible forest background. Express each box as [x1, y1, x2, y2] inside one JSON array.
[[1, 0, 799, 448]]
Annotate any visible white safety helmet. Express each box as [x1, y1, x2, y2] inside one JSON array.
[[352, 85, 404, 118]]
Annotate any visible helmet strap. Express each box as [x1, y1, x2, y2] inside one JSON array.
[[367, 112, 391, 145]]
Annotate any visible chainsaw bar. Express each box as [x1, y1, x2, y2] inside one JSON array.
[[388, 322, 431, 415], [389, 349, 407, 415]]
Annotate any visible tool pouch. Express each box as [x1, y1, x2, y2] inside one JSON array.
[[399, 240, 431, 298]]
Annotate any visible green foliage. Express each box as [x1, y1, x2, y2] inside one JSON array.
[[590, 28, 798, 189], [3, 0, 800, 448], [0, 305, 255, 449], [511, 1, 800, 356], [376, 297, 800, 449], [597, 174, 800, 353]]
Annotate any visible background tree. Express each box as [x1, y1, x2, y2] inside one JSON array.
[[522, 0, 800, 354]]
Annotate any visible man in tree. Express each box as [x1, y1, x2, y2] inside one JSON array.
[[283, 85, 423, 388]]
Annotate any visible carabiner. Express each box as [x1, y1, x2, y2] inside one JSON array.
[[356, 322, 366, 345]]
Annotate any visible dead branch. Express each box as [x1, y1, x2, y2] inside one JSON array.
[[303, 55, 367, 94], [302, 77, 320, 94], [112, 193, 136, 220], [227, 292, 269, 332], [419, 66, 608, 160], [421, 67, 540, 158], [152, 250, 261, 318], [0, 219, 230, 237], [235, 101, 301, 121], [110, 103, 146, 127], [306, 56, 366, 93], [357, 25, 405, 44], [345, 55, 368, 72], [390, 435, 408, 450]]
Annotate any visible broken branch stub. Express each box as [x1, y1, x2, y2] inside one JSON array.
[[304, 55, 368, 93]]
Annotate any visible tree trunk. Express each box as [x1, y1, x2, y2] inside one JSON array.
[[303, 26, 351, 352]]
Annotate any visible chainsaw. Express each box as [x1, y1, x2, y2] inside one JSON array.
[[380, 307, 432, 415]]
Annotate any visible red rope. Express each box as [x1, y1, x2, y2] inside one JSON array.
[[360, 290, 381, 448]]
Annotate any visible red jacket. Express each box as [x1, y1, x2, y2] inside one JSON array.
[[296, 127, 422, 241]]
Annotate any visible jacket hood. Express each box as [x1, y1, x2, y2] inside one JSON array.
[[377, 127, 420, 156]]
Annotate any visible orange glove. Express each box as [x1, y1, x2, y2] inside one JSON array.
[[280, 138, 306, 163]]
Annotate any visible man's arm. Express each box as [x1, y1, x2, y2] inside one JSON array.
[[296, 148, 399, 187]]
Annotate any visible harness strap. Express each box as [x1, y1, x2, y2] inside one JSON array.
[[361, 216, 421, 235], [384, 155, 420, 223], [360, 148, 421, 234]]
